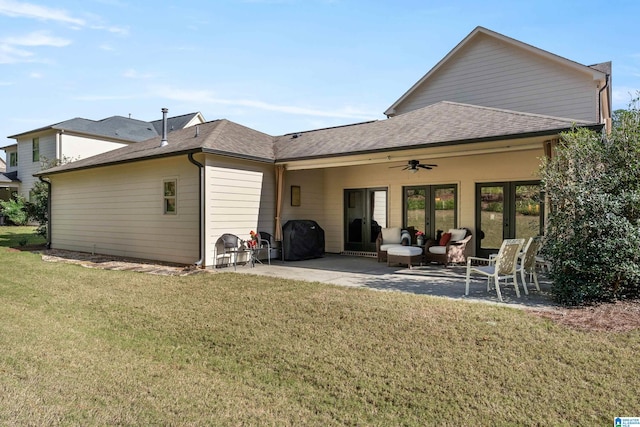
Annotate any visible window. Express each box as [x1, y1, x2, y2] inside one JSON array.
[[32, 138, 40, 162], [9, 152, 17, 167], [404, 184, 457, 239], [163, 179, 177, 214]]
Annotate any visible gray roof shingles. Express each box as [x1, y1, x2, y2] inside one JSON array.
[[37, 101, 599, 176], [273, 101, 597, 160]]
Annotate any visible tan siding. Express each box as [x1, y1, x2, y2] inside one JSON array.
[[50, 157, 199, 264], [203, 156, 275, 267], [60, 134, 128, 161], [395, 34, 599, 122], [315, 146, 543, 254]]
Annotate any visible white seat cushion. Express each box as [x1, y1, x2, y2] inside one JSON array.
[[380, 243, 404, 252], [387, 246, 423, 256], [428, 246, 447, 255], [381, 227, 402, 244], [448, 228, 467, 242]]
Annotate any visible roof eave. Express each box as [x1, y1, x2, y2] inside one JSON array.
[[277, 124, 603, 163]]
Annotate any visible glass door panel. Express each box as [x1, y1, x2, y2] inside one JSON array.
[[514, 184, 541, 241], [477, 185, 505, 257], [434, 187, 456, 236], [405, 188, 426, 233], [344, 188, 387, 252]]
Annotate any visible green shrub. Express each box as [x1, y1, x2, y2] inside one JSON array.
[[541, 97, 640, 305], [0, 197, 28, 226]]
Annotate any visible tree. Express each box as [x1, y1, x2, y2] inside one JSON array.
[[540, 96, 640, 305]]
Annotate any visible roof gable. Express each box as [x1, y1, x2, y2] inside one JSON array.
[[384, 26, 608, 118]]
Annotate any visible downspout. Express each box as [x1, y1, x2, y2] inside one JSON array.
[[598, 74, 610, 132], [188, 152, 204, 267], [38, 176, 52, 249]]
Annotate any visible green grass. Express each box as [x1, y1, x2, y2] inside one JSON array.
[[0, 225, 46, 248], [0, 227, 638, 425]]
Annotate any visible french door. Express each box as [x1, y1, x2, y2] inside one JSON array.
[[475, 181, 543, 258], [404, 185, 457, 240], [344, 188, 387, 252]]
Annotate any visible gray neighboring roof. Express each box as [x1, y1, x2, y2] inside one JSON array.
[[37, 119, 275, 176], [0, 171, 20, 183], [150, 112, 202, 135], [273, 101, 600, 161], [8, 112, 203, 143]]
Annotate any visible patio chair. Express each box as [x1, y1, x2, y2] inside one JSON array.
[[516, 236, 542, 294], [465, 238, 525, 302], [424, 228, 472, 266], [214, 233, 245, 268], [257, 231, 272, 265], [376, 227, 412, 262]]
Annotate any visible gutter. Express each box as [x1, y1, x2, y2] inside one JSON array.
[[188, 153, 204, 268], [598, 73, 611, 125], [38, 176, 52, 249]]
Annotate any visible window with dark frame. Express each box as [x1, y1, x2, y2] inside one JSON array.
[[404, 184, 458, 240], [9, 152, 17, 167], [163, 179, 177, 215], [32, 138, 40, 162]]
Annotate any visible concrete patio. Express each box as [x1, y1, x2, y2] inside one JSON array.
[[223, 253, 557, 309]]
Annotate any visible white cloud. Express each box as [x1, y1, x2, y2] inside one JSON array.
[[29, 71, 42, 78], [0, 43, 33, 64], [153, 85, 379, 120], [1, 31, 71, 47], [0, 0, 85, 26], [612, 87, 640, 109], [123, 69, 154, 79]]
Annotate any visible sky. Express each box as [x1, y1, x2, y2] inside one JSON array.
[[1, 0, 639, 154]]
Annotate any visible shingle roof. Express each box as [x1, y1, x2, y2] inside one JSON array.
[[38, 119, 275, 176], [0, 171, 19, 183], [150, 112, 202, 135], [37, 101, 600, 177], [8, 112, 203, 143], [273, 101, 598, 160]]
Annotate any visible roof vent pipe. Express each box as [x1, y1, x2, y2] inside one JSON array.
[[195, 125, 200, 137], [160, 107, 169, 147]]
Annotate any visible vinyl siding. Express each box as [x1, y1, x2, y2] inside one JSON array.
[[49, 156, 199, 264], [394, 34, 599, 122], [17, 133, 56, 198], [204, 156, 275, 267], [60, 134, 128, 162], [5, 147, 17, 173]]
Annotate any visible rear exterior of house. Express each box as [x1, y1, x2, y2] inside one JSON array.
[[35, 26, 609, 267]]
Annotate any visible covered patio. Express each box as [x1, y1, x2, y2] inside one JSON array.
[[225, 254, 555, 308]]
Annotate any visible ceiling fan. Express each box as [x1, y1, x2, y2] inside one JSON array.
[[390, 159, 438, 173]]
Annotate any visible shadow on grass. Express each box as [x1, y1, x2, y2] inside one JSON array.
[[0, 226, 46, 249]]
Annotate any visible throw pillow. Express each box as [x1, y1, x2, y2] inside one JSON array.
[[439, 232, 452, 246]]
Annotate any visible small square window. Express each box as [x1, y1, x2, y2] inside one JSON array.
[[163, 179, 177, 215], [32, 138, 40, 162]]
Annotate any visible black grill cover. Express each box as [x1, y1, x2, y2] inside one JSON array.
[[282, 220, 325, 261]]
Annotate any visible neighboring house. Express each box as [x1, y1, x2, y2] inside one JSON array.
[[34, 26, 609, 266], [2, 112, 205, 199]]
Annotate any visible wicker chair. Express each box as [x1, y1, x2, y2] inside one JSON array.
[[424, 228, 472, 266]]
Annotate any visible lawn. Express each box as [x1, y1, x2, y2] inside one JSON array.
[[0, 227, 638, 425]]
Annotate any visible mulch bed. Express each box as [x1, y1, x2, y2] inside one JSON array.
[[527, 300, 640, 333]]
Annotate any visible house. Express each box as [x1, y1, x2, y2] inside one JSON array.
[[2, 112, 205, 199], [33, 26, 609, 266]]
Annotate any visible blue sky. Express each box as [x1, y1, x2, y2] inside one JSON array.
[[1, 0, 639, 151]]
